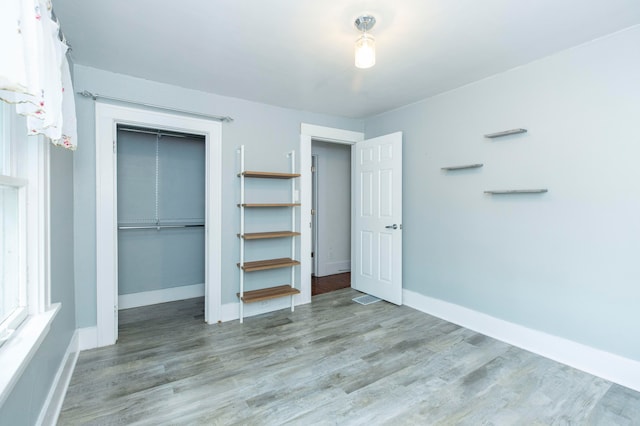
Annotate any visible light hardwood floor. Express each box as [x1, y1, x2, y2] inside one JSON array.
[[59, 289, 640, 425]]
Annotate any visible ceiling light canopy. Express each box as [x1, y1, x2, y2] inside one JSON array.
[[354, 15, 376, 69]]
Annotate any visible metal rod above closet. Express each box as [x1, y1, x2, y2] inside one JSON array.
[[77, 90, 233, 122]]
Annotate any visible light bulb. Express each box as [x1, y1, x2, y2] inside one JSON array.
[[355, 34, 375, 69]]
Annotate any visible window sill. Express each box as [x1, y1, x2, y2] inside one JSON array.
[[0, 303, 60, 406]]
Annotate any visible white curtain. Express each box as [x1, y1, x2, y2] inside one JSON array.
[[0, 0, 77, 150]]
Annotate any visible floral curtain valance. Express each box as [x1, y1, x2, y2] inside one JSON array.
[[0, 0, 77, 150]]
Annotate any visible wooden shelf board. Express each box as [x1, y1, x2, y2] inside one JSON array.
[[239, 203, 301, 207], [238, 257, 301, 272], [238, 285, 300, 303], [239, 171, 301, 179], [239, 231, 301, 240]]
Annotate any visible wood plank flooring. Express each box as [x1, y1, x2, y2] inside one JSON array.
[[312, 272, 351, 296], [59, 289, 640, 425]]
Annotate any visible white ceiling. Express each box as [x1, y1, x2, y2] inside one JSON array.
[[54, 0, 640, 118]]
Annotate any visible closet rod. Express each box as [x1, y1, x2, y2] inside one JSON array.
[[118, 224, 205, 230], [77, 90, 234, 123]]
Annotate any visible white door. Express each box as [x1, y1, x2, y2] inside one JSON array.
[[352, 132, 403, 304]]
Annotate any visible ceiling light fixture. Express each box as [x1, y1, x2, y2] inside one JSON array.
[[354, 15, 376, 69]]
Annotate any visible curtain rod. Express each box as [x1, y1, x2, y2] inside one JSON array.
[[77, 90, 233, 123]]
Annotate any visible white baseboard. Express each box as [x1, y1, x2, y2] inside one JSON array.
[[37, 330, 80, 426], [403, 289, 640, 392], [118, 283, 205, 310], [77, 326, 98, 351], [317, 260, 350, 277], [221, 295, 308, 322]]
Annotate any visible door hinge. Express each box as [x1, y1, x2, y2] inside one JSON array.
[[113, 140, 116, 153], [311, 165, 316, 173], [311, 252, 314, 258], [311, 209, 316, 215]]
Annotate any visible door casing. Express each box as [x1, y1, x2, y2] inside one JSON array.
[[95, 103, 222, 347], [300, 124, 364, 303], [311, 154, 318, 276]]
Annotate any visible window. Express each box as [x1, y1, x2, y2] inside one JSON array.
[[0, 104, 28, 346], [0, 103, 57, 404]]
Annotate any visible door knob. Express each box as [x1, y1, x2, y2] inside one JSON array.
[[385, 224, 398, 230]]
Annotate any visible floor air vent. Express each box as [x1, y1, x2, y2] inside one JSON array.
[[352, 294, 382, 305]]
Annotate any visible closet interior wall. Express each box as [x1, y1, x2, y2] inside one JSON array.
[[116, 126, 206, 307]]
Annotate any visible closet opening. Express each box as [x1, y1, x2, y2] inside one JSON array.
[[311, 140, 352, 296], [116, 124, 206, 329]]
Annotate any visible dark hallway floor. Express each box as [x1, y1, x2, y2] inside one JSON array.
[[311, 272, 350, 296]]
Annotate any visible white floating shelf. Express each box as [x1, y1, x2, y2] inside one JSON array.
[[484, 189, 548, 195], [484, 129, 527, 138], [441, 163, 483, 171]]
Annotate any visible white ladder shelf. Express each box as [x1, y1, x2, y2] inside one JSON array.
[[237, 145, 300, 323]]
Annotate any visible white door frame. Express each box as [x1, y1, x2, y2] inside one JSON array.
[[96, 102, 222, 347], [311, 154, 318, 276], [300, 124, 364, 303]]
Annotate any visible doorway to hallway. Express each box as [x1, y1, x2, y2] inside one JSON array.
[[311, 140, 352, 295]]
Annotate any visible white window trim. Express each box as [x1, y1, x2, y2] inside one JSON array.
[[0, 304, 59, 406], [0, 105, 58, 406]]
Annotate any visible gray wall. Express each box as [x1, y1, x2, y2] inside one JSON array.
[[364, 26, 640, 361], [312, 141, 351, 276], [73, 65, 363, 327], [0, 143, 76, 425]]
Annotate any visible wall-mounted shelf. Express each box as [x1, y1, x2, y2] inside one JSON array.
[[484, 189, 548, 195], [484, 129, 527, 138], [441, 163, 483, 171]]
